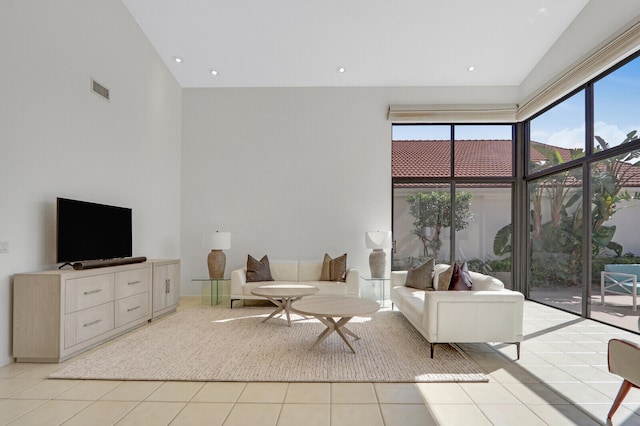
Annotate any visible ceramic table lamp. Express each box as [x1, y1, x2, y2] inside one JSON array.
[[365, 231, 392, 278], [205, 231, 231, 278]]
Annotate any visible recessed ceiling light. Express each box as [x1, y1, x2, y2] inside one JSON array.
[[210, 70, 218, 76], [338, 67, 346, 73], [467, 66, 476, 72], [173, 56, 183, 63]]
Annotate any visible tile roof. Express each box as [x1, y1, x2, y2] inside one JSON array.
[[391, 139, 640, 187], [392, 139, 640, 187], [392, 140, 513, 178]]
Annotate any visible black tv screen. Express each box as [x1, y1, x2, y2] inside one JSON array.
[[56, 197, 132, 263]]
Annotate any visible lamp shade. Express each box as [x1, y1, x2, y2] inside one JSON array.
[[204, 231, 231, 250], [365, 231, 392, 249]]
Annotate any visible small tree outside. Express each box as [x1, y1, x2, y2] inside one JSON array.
[[407, 191, 473, 261]]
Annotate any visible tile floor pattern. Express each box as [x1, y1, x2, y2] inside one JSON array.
[[1, 298, 640, 425]]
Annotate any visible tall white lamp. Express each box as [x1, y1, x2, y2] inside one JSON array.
[[204, 231, 231, 278], [365, 231, 392, 278]]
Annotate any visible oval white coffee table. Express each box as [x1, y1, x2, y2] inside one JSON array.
[[291, 296, 380, 353], [250, 284, 319, 326]]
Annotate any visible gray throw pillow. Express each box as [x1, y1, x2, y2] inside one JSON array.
[[408, 256, 422, 270], [246, 255, 274, 282], [405, 259, 434, 290]]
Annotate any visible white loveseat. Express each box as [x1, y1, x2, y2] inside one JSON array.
[[230, 260, 359, 308], [390, 264, 524, 359]]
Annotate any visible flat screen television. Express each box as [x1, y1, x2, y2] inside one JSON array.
[[56, 197, 132, 264]]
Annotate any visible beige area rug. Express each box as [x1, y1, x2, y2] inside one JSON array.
[[50, 304, 488, 383]]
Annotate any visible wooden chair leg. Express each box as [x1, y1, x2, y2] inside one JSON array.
[[608, 380, 633, 422]]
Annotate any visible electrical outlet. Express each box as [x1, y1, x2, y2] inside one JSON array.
[[0, 241, 9, 253]]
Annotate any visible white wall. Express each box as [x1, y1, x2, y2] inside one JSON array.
[[598, 198, 640, 256], [0, 1, 182, 366], [180, 86, 518, 294], [520, 0, 640, 105]]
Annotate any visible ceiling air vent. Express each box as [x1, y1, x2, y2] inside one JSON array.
[[91, 78, 110, 101]]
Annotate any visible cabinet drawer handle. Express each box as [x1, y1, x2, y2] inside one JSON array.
[[165, 279, 170, 294], [83, 319, 102, 327], [128, 280, 141, 286], [83, 289, 102, 295], [127, 305, 141, 312]]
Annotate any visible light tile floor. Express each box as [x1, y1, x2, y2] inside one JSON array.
[[1, 298, 640, 425]]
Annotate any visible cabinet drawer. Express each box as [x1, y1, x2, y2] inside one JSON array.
[[115, 292, 150, 327], [65, 302, 114, 348], [115, 267, 150, 299], [65, 274, 115, 314]]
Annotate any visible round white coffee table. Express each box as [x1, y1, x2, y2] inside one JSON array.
[[291, 296, 380, 353], [250, 284, 319, 326]]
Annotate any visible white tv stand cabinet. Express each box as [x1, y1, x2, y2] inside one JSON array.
[[13, 259, 180, 363]]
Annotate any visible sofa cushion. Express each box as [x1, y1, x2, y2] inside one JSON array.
[[405, 259, 434, 290], [320, 253, 347, 282], [298, 261, 323, 281], [246, 255, 274, 282], [396, 287, 425, 325], [436, 264, 455, 291], [604, 264, 640, 280], [448, 262, 473, 291], [469, 271, 505, 291], [270, 261, 299, 281]]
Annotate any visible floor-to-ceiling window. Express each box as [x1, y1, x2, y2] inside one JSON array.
[[524, 54, 640, 332], [589, 57, 640, 331], [527, 91, 586, 314], [391, 53, 640, 334], [527, 166, 584, 315], [392, 124, 515, 288]]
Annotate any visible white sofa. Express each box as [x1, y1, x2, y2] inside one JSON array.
[[390, 264, 524, 359], [230, 260, 359, 308]]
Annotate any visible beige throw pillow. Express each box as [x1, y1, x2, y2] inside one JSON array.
[[437, 264, 455, 291], [405, 259, 434, 290], [246, 255, 274, 282], [320, 253, 347, 282]]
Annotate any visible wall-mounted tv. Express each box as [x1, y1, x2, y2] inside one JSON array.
[[56, 197, 132, 264]]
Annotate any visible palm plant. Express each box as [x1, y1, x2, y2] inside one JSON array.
[[493, 132, 640, 286]]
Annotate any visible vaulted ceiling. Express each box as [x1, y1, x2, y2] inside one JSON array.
[[122, 0, 637, 89]]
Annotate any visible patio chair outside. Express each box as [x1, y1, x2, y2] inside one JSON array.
[[601, 264, 640, 312]]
